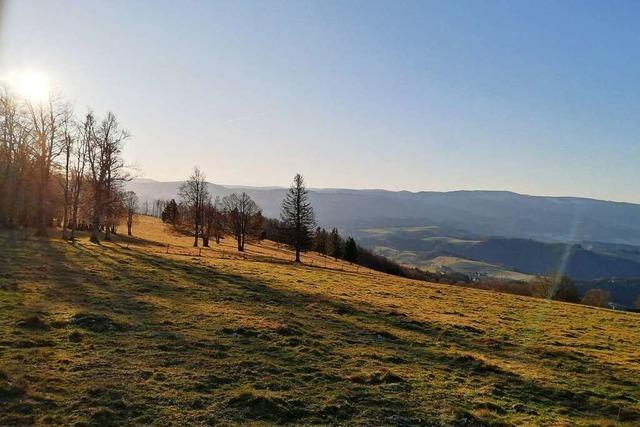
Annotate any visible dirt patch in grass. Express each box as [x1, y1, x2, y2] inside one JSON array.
[[225, 390, 308, 422], [69, 313, 127, 333], [15, 316, 49, 330], [350, 370, 406, 385], [0, 371, 26, 402]]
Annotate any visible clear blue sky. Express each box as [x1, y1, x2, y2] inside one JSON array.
[[1, 0, 639, 201]]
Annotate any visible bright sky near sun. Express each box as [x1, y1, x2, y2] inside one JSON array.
[[0, 0, 639, 202]]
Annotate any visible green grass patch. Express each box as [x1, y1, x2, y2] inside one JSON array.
[[0, 225, 638, 425]]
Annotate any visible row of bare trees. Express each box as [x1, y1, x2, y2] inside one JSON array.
[[171, 168, 323, 260], [170, 169, 322, 262], [167, 167, 264, 251], [0, 88, 134, 242]]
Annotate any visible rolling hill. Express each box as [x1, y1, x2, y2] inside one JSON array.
[[1, 217, 639, 425], [461, 239, 640, 281], [129, 180, 640, 288]]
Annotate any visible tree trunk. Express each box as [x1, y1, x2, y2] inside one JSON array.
[[295, 247, 301, 263], [61, 144, 70, 240], [35, 170, 48, 236], [71, 205, 78, 242], [193, 208, 199, 247], [90, 191, 101, 243], [127, 222, 132, 236], [70, 184, 81, 241]]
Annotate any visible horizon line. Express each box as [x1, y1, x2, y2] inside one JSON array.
[[131, 178, 640, 206]]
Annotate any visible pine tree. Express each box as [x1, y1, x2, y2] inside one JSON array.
[[161, 199, 178, 223], [315, 227, 328, 255], [343, 237, 358, 263], [281, 173, 316, 262], [329, 228, 343, 260]]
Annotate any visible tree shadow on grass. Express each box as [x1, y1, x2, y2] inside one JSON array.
[[2, 237, 639, 425], [106, 243, 640, 423]]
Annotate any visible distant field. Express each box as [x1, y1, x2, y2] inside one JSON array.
[[421, 256, 535, 282], [357, 226, 439, 236], [421, 236, 480, 245], [373, 246, 533, 282], [1, 216, 639, 425]]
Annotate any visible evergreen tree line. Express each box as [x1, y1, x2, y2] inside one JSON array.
[[0, 88, 138, 242]]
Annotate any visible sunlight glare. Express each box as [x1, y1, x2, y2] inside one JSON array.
[[7, 70, 51, 102]]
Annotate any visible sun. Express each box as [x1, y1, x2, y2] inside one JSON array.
[[6, 70, 51, 102]]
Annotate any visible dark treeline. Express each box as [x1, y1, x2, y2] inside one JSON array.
[[0, 88, 137, 242], [457, 275, 640, 309], [459, 276, 581, 303]]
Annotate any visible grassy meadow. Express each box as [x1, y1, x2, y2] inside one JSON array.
[[0, 216, 639, 426]]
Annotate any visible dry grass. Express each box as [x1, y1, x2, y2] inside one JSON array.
[[0, 216, 638, 425]]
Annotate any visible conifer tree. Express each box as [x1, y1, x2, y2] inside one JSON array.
[[329, 228, 343, 260], [315, 227, 328, 255], [343, 236, 358, 263], [281, 173, 316, 262]]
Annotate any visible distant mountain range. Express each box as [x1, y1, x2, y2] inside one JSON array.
[[129, 179, 640, 246], [128, 179, 640, 304]]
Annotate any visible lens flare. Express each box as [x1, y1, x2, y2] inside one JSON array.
[[4, 70, 51, 102]]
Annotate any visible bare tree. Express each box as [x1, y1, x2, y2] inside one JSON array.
[[211, 196, 224, 244], [202, 196, 224, 246], [179, 167, 208, 247], [0, 87, 30, 228], [0, 87, 134, 242], [58, 110, 75, 239], [26, 93, 68, 236], [122, 191, 138, 236], [222, 192, 261, 252], [69, 114, 91, 241], [202, 196, 213, 247], [86, 112, 130, 243], [280, 173, 316, 262]]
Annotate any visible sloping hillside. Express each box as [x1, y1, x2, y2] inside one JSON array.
[[1, 217, 639, 425]]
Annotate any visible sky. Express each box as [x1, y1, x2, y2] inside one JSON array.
[[1, 0, 639, 202]]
